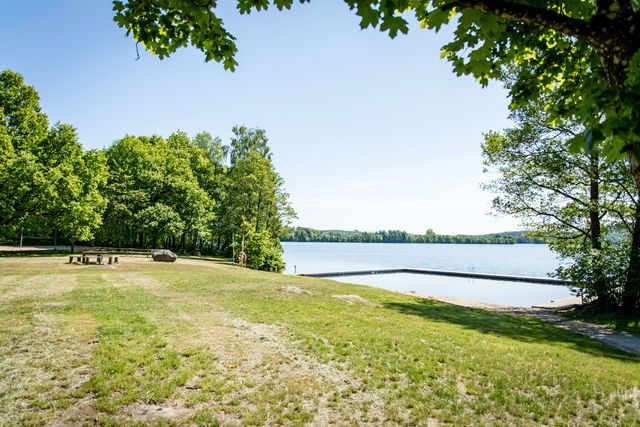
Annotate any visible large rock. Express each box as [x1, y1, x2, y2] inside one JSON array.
[[152, 249, 177, 263]]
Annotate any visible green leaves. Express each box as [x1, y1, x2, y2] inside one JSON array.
[[632, 0, 640, 13], [0, 70, 107, 242]]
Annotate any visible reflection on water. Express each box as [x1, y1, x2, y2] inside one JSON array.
[[282, 242, 571, 307]]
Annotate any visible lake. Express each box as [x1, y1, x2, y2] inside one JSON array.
[[281, 242, 574, 307]]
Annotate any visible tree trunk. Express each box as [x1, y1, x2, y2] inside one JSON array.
[[588, 152, 609, 306], [70, 240, 75, 254], [624, 156, 640, 313], [179, 232, 186, 252]]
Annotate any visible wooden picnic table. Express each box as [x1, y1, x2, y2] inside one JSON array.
[[69, 251, 119, 265]]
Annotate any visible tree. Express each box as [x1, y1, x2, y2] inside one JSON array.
[[0, 70, 107, 245], [482, 105, 636, 307], [228, 125, 272, 167], [242, 228, 286, 272], [111, 0, 639, 147], [99, 133, 216, 251], [217, 150, 296, 247]]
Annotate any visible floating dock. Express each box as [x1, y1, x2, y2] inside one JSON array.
[[298, 268, 572, 286]]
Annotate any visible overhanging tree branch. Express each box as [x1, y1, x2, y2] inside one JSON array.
[[440, 0, 597, 44]]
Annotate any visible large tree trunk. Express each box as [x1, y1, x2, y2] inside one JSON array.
[[588, 152, 610, 306], [624, 156, 640, 313]]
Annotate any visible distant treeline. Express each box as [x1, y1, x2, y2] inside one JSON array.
[[282, 228, 544, 244]]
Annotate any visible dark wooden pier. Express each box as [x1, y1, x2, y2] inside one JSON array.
[[299, 268, 571, 286]]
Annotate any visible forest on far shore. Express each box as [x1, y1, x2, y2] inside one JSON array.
[[282, 227, 543, 244]]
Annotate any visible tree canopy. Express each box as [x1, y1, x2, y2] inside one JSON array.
[[0, 70, 107, 247], [112, 0, 640, 158], [483, 102, 637, 307]]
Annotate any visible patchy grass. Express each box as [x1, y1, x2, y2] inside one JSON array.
[[559, 306, 640, 337], [0, 256, 639, 425]]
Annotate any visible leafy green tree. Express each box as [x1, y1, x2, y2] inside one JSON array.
[[0, 70, 107, 246], [48, 129, 109, 252], [217, 150, 296, 248], [100, 133, 216, 251], [482, 106, 636, 308], [242, 228, 286, 272], [111, 1, 639, 152], [228, 125, 271, 167], [135, 203, 184, 249]]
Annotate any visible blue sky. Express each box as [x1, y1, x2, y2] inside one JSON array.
[[1, 0, 520, 234]]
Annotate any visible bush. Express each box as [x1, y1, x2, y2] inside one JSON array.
[[239, 229, 285, 273]]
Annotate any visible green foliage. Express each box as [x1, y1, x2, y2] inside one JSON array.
[[482, 103, 637, 308], [111, 0, 640, 159], [242, 228, 286, 272], [283, 227, 538, 244], [0, 71, 294, 272], [98, 132, 217, 250], [555, 240, 631, 304], [228, 125, 271, 167], [0, 70, 107, 243]]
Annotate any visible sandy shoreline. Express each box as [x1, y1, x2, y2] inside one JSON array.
[[401, 291, 582, 312]]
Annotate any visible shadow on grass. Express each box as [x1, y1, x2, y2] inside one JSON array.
[[384, 298, 639, 361], [0, 250, 70, 257], [560, 307, 640, 337]]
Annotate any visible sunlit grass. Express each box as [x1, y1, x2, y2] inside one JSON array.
[[0, 256, 638, 425]]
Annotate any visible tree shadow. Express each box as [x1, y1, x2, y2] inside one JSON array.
[[383, 297, 639, 362]]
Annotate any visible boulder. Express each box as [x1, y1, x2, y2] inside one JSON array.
[[152, 249, 177, 262]]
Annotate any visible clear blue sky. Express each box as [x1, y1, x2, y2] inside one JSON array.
[[1, 0, 520, 235]]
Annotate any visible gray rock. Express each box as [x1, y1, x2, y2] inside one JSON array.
[[152, 249, 177, 262]]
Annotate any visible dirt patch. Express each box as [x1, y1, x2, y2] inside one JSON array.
[[332, 294, 374, 305], [0, 274, 78, 301], [280, 286, 311, 294], [101, 272, 181, 298], [172, 305, 387, 425], [175, 258, 230, 269], [123, 403, 195, 421], [0, 312, 98, 425]]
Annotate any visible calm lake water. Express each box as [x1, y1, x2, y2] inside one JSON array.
[[281, 242, 573, 307]]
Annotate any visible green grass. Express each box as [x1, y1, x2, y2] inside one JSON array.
[[559, 306, 640, 337], [0, 256, 639, 425]]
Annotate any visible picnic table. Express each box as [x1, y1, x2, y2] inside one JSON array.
[[95, 247, 155, 257], [69, 251, 119, 265]]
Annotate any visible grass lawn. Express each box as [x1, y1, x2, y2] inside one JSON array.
[[1, 256, 639, 425]]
